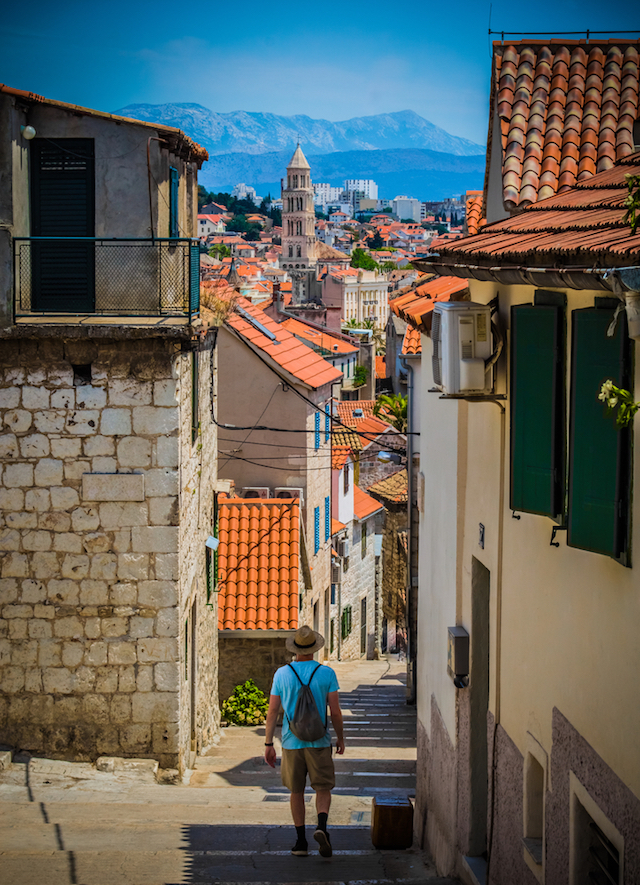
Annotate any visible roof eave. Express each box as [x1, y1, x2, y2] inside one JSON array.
[[413, 258, 640, 293]]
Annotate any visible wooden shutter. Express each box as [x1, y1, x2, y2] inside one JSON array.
[[314, 506, 320, 554], [325, 496, 330, 541], [169, 167, 179, 237], [189, 244, 200, 317], [510, 304, 564, 517], [315, 411, 320, 449], [568, 308, 631, 562], [325, 403, 330, 441], [30, 138, 95, 312]]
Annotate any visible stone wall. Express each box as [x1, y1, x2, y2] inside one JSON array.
[[218, 630, 295, 705], [176, 336, 219, 768], [380, 505, 407, 653], [0, 332, 218, 768], [334, 515, 377, 660]]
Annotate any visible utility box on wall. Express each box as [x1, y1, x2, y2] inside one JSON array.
[[447, 626, 469, 685], [431, 302, 493, 395]]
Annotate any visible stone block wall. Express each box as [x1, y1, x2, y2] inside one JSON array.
[[176, 337, 219, 768], [332, 515, 377, 660], [218, 630, 294, 705], [0, 333, 218, 768]]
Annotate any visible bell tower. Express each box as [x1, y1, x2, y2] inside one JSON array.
[[281, 144, 317, 303]]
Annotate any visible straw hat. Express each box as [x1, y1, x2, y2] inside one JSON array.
[[286, 624, 325, 655]]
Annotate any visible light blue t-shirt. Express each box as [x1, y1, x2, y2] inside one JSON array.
[[271, 661, 339, 749]]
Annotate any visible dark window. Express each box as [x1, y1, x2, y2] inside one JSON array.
[[361, 522, 367, 559], [72, 364, 92, 386], [510, 303, 565, 517], [344, 463, 350, 494], [169, 166, 179, 237], [360, 598, 367, 655], [568, 308, 631, 562], [30, 138, 95, 312]]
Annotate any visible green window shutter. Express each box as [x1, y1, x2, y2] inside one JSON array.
[[169, 167, 179, 237], [568, 308, 631, 562], [510, 304, 565, 517]]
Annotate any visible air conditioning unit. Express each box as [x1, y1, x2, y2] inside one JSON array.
[[342, 538, 350, 559], [331, 563, 342, 585], [274, 487, 305, 504], [240, 487, 270, 499], [431, 302, 493, 395]]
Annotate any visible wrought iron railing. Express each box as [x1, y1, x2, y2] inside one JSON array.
[[13, 238, 200, 321]]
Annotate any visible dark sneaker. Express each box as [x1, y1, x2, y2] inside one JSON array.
[[314, 828, 332, 858], [291, 840, 308, 857]]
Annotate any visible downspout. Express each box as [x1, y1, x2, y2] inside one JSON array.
[[399, 354, 416, 704]]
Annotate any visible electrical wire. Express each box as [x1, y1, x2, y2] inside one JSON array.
[[218, 383, 282, 473]]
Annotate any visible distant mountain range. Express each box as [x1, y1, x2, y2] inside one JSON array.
[[113, 103, 486, 200]]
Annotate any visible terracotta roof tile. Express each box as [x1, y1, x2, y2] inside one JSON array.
[[353, 485, 385, 521], [420, 151, 640, 267], [280, 317, 359, 355], [225, 297, 342, 389], [331, 427, 363, 451], [217, 497, 300, 631], [375, 355, 387, 377], [401, 327, 422, 355], [493, 40, 640, 208], [335, 401, 376, 423], [368, 469, 409, 504], [389, 276, 469, 333], [332, 446, 352, 470], [331, 518, 346, 534], [356, 415, 394, 448]]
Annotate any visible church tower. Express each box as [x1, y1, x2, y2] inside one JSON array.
[[281, 144, 317, 303]]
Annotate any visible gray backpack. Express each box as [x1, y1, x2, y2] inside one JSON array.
[[286, 663, 327, 742]]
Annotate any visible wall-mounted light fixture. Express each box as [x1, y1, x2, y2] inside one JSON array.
[[205, 535, 219, 551], [447, 625, 469, 689], [21, 125, 36, 140]]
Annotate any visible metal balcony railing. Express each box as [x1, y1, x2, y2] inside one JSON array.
[[13, 238, 200, 321]]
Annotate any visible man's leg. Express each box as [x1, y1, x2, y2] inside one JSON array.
[[290, 791, 306, 826], [315, 789, 331, 816], [309, 749, 335, 858], [282, 750, 309, 856]]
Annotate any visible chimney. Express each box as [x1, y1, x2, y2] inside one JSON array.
[[274, 281, 284, 314]]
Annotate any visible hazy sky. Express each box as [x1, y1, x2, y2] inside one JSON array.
[[2, 0, 636, 145]]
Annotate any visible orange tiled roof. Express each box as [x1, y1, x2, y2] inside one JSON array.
[[492, 40, 640, 209], [332, 426, 363, 452], [426, 152, 640, 266], [332, 445, 352, 470], [226, 297, 343, 389], [401, 327, 422, 355], [390, 276, 469, 333], [465, 191, 485, 235], [356, 415, 394, 448], [331, 518, 346, 534], [217, 497, 300, 631], [375, 355, 386, 377], [368, 469, 408, 504], [335, 400, 376, 423], [280, 317, 359, 355], [354, 485, 385, 521]]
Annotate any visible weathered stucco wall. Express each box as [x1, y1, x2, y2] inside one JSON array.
[[0, 332, 218, 768]]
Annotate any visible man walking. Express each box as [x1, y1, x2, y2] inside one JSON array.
[[264, 625, 345, 858]]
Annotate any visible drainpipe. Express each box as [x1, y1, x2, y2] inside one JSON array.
[[399, 354, 416, 704]]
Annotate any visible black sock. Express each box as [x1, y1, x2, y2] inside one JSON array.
[[295, 825, 306, 843], [317, 812, 328, 832]]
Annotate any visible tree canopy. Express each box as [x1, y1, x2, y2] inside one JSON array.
[[374, 393, 407, 434], [350, 247, 378, 271]]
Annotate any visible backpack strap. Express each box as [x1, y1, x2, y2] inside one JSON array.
[[285, 663, 328, 728]]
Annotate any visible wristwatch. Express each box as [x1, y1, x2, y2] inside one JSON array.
[[265, 742, 274, 746]]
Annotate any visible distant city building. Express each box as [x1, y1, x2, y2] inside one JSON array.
[[314, 182, 344, 206], [392, 195, 421, 222], [344, 179, 378, 201], [232, 182, 259, 204]]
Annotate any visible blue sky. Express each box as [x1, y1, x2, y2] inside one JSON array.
[[2, 0, 636, 145]]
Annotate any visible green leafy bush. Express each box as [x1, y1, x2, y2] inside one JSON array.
[[221, 679, 268, 726]]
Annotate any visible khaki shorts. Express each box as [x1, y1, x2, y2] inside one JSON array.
[[281, 746, 335, 793]]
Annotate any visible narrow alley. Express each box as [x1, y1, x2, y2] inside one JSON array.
[[0, 659, 458, 885]]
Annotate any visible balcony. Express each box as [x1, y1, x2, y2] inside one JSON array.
[[13, 238, 200, 324]]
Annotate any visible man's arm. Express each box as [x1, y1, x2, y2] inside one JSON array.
[[327, 690, 345, 755], [264, 694, 281, 768]]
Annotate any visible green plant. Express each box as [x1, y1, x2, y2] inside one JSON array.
[[374, 393, 408, 433], [623, 173, 640, 235], [598, 379, 639, 429], [221, 679, 269, 726], [350, 247, 378, 271], [354, 365, 369, 387]]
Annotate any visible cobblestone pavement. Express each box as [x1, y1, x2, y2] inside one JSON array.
[[0, 658, 459, 884]]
